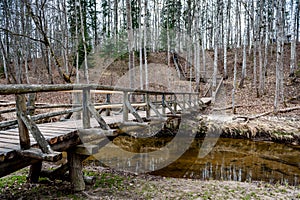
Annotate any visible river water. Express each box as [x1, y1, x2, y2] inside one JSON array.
[[92, 136, 300, 185]]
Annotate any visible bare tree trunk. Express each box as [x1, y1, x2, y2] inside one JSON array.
[[239, 4, 248, 89], [79, 0, 89, 84], [223, 0, 228, 80], [290, 0, 297, 77], [47, 46, 54, 84], [263, 0, 269, 94], [126, 0, 135, 89], [0, 37, 9, 83], [212, 2, 220, 103], [252, 1, 258, 97], [144, 0, 148, 90], [274, 0, 284, 111], [232, 0, 239, 114], [258, 0, 264, 97], [63, 0, 69, 74], [114, 0, 118, 47], [138, 0, 143, 89]]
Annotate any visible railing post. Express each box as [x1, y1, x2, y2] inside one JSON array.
[[183, 94, 186, 110], [16, 94, 30, 150], [146, 93, 150, 119], [189, 94, 192, 107], [82, 88, 91, 129], [105, 94, 111, 116], [173, 94, 177, 112], [162, 94, 166, 115], [123, 91, 129, 122]]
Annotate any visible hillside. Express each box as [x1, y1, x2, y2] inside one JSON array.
[[0, 44, 299, 120]]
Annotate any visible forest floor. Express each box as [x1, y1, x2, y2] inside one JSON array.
[[0, 44, 300, 199], [1, 165, 299, 200]]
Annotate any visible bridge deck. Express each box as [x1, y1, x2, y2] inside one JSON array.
[[0, 103, 181, 168]]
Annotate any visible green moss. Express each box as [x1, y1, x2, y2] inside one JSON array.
[[0, 175, 27, 188], [93, 173, 126, 189]]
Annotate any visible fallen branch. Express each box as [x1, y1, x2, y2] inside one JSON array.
[[233, 106, 300, 121], [285, 94, 300, 104], [213, 103, 272, 111]]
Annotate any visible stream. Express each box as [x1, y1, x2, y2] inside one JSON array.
[[92, 136, 300, 186]]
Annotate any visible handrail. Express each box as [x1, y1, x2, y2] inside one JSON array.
[[0, 84, 199, 96]]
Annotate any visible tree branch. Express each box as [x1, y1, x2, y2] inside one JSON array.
[[0, 28, 46, 44], [233, 106, 300, 121]]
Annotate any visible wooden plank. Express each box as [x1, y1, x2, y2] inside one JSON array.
[[37, 125, 77, 131], [0, 138, 20, 145], [37, 128, 75, 134], [1, 129, 67, 139], [0, 134, 36, 142], [0, 142, 20, 150], [39, 123, 78, 129]]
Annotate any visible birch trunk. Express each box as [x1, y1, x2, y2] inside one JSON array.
[[232, 0, 239, 114], [239, 5, 248, 88], [144, 0, 148, 89], [290, 0, 297, 77], [126, 0, 135, 89], [223, 0, 228, 79], [138, 0, 143, 89], [274, 0, 284, 111]]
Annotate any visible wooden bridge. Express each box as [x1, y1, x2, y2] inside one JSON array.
[[0, 84, 213, 191]]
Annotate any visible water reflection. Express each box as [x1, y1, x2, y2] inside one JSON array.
[[92, 137, 300, 185]]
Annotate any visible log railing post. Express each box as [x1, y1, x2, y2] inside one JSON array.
[[123, 91, 129, 122], [189, 94, 192, 107], [146, 93, 150, 119], [105, 94, 111, 116], [173, 94, 177, 112], [162, 94, 166, 115], [183, 94, 186, 110], [16, 94, 30, 150], [82, 88, 91, 129]]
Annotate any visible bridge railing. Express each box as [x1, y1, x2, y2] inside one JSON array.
[[0, 84, 201, 150]]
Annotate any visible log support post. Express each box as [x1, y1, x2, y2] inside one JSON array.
[[162, 94, 166, 115], [27, 162, 42, 183], [82, 88, 91, 129], [67, 149, 86, 192], [146, 93, 150, 119], [183, 94, 186, 110], [105, 94, 111, 116], [16, 94, 30, 150], [173, 95, 177, 112], [123, 91, 129, 122]]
